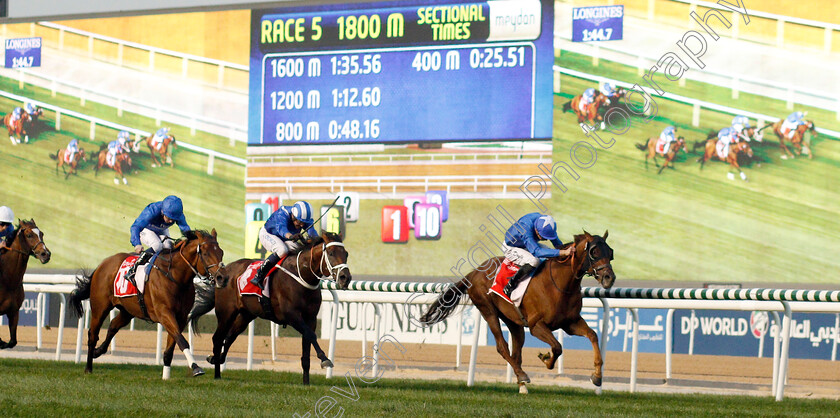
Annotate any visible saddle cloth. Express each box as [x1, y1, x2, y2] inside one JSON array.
[[780, 120, 798, 139], [237, 260, 280, 298], [578, 99, 591, 113], [63, 150, 75, 164], [151, 135, 166, 152], [106, 151, 117, 168], [715, 140, 729, 160], [488, 258, 535, 307], [655, 138, 668, 154], [114, 256, 149, 297]]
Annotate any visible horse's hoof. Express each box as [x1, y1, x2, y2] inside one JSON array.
[[206, 355, 216, 365], [591, 374, 602, 387], [517, 374, 531, 384], [113, 179, 119, 184], [191, 363, 205, 377], [518, 383, 529, 394], [321, 359, 334, 369]]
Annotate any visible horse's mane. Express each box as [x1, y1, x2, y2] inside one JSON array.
[[4, 219, 34, 248], [166, 229, 214, 253]]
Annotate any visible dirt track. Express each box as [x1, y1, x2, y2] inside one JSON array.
[[6, 326, 840, 399]]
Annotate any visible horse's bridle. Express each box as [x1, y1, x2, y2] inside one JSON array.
[[179, 237, 225, 284], [577, 240, 612, 280], [9, 226, 46, 257], [281, 241, 348, 290]]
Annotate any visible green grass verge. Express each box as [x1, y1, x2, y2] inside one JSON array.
[[0, 358, 836, 417]]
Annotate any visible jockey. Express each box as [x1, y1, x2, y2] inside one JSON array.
[[0, 206, 14, 252], [128, 196, 192, 278], [659, 126, 678, 154], [601, 83, 622, 102], [66, 138, 80, 162], [732, 116, 759, 142], [717, 127, 739, 157], [250, 201, 319, 290], [152, 127, 170, 147], [502, 213, 574, 297], [118, 130, 132, 152], [781, 111, 807, 139], [10, 107, 23, 123], [24, 102, 38, 117], [581, 88, 596, 108]]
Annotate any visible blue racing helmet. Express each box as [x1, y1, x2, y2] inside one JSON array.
[[161, 195, 184, 219], [118, 130, 130, 140], [156, 127, 170, 137], [25, 103, 36, 113], [534, 215, 558, 241], [291, 201, 313, 224], [602, 83, 615, 96]]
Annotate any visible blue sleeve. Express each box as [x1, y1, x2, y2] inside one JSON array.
[[523, 233, 561, 259], [266, 208, 292, 238], [130, 203, 157, 246], [306, 224, 319, 238], [175, 213, 191, 234], [550, 237, 564, 249]]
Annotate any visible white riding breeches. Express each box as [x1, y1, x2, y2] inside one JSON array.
[[140, 228, 172, 252], [259, 227, 303, 258], [503, 246, 539, 268]]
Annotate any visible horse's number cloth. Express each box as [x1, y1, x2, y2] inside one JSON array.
[[63, 150, 74, 164], [114, 256, 149, 297], [655, 138, 668, 154], [715, 140, 729, 160], [488, 258, 534, 307], [237, 260, 279, 298]]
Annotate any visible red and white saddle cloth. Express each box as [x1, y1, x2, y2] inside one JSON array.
[[780, 119, 799, 139], [151, 135, 166, 152], [106, 151, 118, 168], [63, 149, 76, 164], [488, 258, 535, 307], [237, 260, 279, 298], [114, 255, 148, 297], [715, 140, 730, 160], [655, 138, 668, 155]]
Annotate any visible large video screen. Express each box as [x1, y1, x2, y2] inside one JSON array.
[[247, 0, 554, 145]]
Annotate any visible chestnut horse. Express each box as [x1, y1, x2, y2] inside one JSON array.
[[189, 232, 351, 384], [420, 232, 615, 393], [95, 148, 133, 185], [3, 112, 31, 145], [697, 137, 754, 181], [562, 91, 610, 130], [146, 133, 177, 168], [764, 119, 817, 160], [0, 219, 52, 349], [50, 148, 88, 180], [635, 136, 686, 174], [69, 230, 227, 379]]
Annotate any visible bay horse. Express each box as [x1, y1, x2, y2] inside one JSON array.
[[0, 219, 52, 349], [635, 136, 686, 174], [763, 119, 817, 160], [50, 148, 88, 180], [189, 232, 351, 384], [562, 91, 610, 130], [420, 232, 615, 393], [94, 148, 133, 185], [69, 229, 227, 379], [3, 112, 31, 145], [697, 136, 754, 181], [146, 133, 177, 168]]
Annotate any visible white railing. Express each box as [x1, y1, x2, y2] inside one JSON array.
[[35, 22, 248, 90], [663, 0, 840, 51], [245, 174, 545, 198], [7, 68, 248, 144], [555, 66, 840, 139], [17, 273, 840, 400], [0, 91, 246, 174], [247, 152, 551, 165], [554, 36, 840, 120]]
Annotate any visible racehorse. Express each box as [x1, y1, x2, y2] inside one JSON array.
[[145, 133, 177, 168], [763, 119, 817, 160], [562, 90, 610, 130], [189, 232, 351, 384], [420, 232, 615, 393], [696, 135, 754, 181], [3, 112, 31, 145], [95, 148, 133, 185], [635, 136, 686, 174], [0, 219, 51, 349], [50, 148, 88, 180], [69, 230, 226, 379]]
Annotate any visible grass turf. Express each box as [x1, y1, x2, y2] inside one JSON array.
[[0, 358, 836, 417]]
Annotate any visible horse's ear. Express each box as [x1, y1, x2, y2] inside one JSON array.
[[211, 228, 217, 239], [603, 230, 609, 240], [582, 229, 592, 238]]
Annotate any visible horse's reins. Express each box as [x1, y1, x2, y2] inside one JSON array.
[[8, 227, 46, 257], [549, 240, 609, 294], [178, 237, 224, 284], [277, 241, 347, 290]]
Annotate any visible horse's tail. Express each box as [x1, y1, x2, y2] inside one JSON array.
[[562, 101, 572, 113], [69, 268, 94, 317], [419, 278, 470, 326], [49, 149, 59, 160], [634, 142, 647, 151], [188, 278, 216, 334]]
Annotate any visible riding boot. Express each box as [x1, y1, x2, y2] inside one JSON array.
[[504, 264, 534, 297], [251, 253, 281, 290], [129, 248, 154, 280]]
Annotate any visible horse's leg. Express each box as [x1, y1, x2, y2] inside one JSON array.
[[529, 321, 563, 370], [779, 137, 794, 159], [563, 316, 603, 387], [658, 156, 670, 175], [478, 304, 529, 384], [301, 317, 316, 385], [92, 309, 133, 358], [501, 317, 528, 393], [0, 310, 19, 349], [730, 157, 747, 181], [219, 311, 256, 366], [285, 312, 332, 369], [85, 304, 113, 373], [208, 309, 238, 378], [161, 334, 177, 380], [157, 311, 204, 377]]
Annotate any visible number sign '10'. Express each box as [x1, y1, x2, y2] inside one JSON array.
[[381, 206, 409, 243], [413, 204, 442, 240]]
